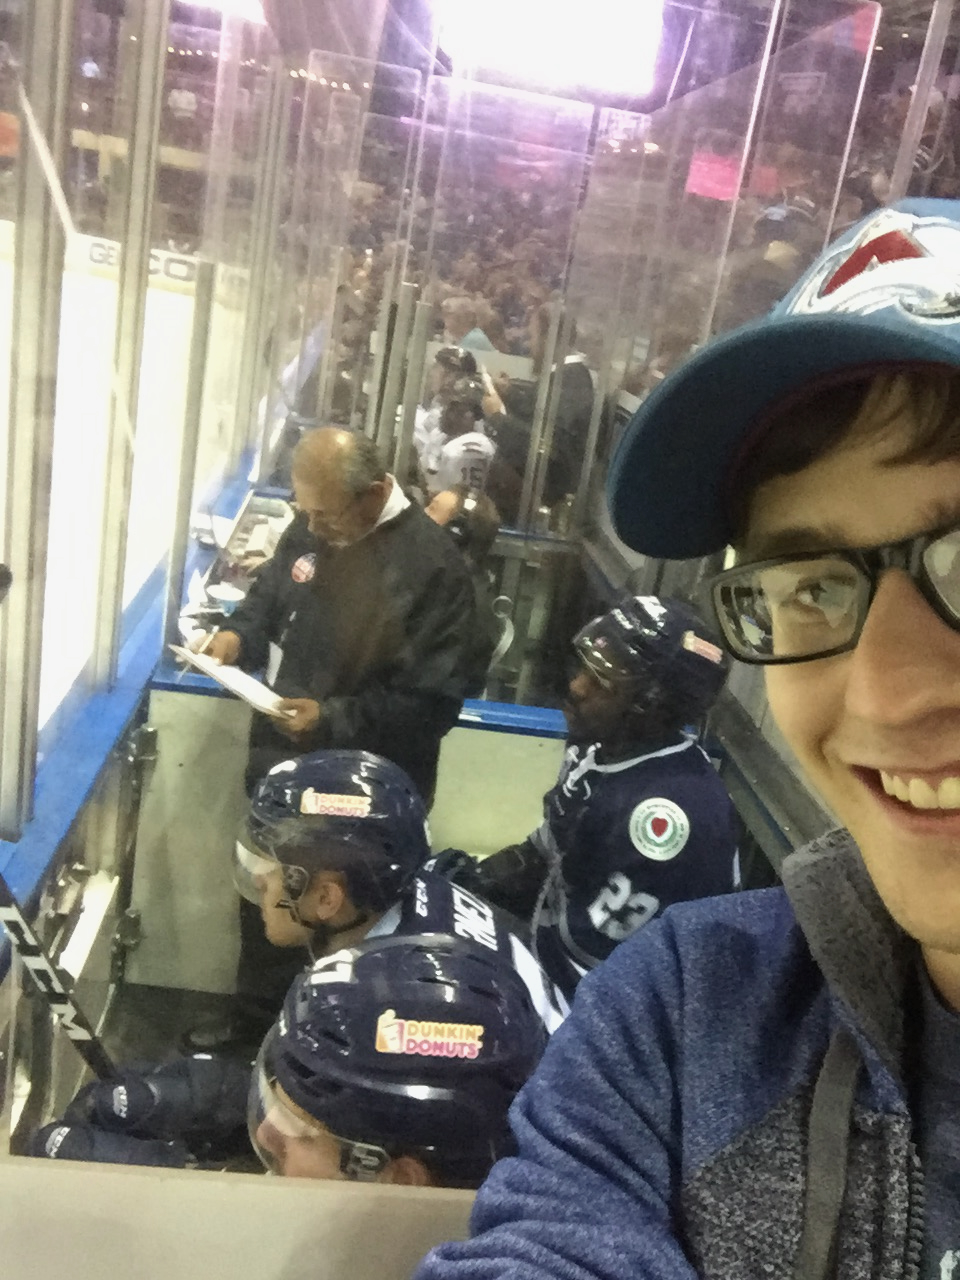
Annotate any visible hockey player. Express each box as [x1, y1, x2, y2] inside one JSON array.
[[413, 346, 479, 475], [250, 934, 549, 1185], [425, 376, 497, 497], [473, 594, 740, 998], [30, 934, 549, 1187], [236, 749, 567, 1031]]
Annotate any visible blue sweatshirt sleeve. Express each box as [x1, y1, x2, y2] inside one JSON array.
[[414, 920, 700, 1280]]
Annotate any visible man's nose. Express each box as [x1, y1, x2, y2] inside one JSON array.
[[843, 569, 960, 725]]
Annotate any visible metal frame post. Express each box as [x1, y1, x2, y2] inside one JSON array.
[[393, 299, 432, 476], [0, 0, 74, 838], [517, 301, 562, 529], [699, 0, 785, 345], [571, 376, 607, 531], [92, 0, 172, 684], [888, 0, 957, 202], [363, 287, 394, 439], [527, 309, 577, 524], [163, 261, 216, 645], [375, 279, 416, 454]]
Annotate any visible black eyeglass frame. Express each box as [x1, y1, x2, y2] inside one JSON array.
[[708, 518, 960, 666]]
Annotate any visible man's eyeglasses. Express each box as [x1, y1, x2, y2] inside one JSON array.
[[710, 520, 960, 664]]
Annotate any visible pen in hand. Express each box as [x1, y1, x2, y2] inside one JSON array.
[[193, 628, 220, 660], [175, 628, 219, 683]]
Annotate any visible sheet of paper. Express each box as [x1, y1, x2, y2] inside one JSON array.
[[210, 515, 236, 551], [169, 645, 295, 719]]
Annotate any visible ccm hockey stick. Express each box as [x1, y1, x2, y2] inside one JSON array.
[[0, 870, 117, 1079]]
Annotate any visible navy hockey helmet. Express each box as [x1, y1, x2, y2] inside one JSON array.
[[434, 345, 478, 377], [574, 594, 730, 728], [249, 934, 548, 1187], [236, 750, 430, 914], [447, 375, 485, 418]]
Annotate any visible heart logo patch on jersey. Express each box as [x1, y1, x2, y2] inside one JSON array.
[[291, 553, 316, 583], [629, 798, 690, 862]]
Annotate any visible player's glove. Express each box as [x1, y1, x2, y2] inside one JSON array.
[[29, 1121, 191, 1167], [63, 1054, 251, 1161]]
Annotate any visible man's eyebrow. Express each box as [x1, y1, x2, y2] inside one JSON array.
[[740, 525, 852, 559], [742, 500, 960, 560]]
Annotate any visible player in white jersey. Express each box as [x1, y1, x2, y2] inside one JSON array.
[[413, 347, 479, 475], [426, 376, 497, 496]]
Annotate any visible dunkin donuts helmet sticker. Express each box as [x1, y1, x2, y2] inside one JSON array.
[[375, 1008, 484, 1059]]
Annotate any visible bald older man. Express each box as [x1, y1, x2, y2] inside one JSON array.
[[205, 428, 481, 798], [187, 429, 484, 1050]]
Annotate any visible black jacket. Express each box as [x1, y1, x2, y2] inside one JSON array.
[[489, 360, 595, 519], [228, 503, 482, 799]]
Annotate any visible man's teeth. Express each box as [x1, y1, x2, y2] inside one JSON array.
[[880, 771, 960, 809]]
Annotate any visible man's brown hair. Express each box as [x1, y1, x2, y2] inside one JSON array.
[[730, 367, 960, 544]]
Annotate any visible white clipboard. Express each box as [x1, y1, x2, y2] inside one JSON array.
[[169, 645, 296, 719]]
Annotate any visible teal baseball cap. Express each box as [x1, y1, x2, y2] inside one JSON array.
[[608, 199, 960, 560]]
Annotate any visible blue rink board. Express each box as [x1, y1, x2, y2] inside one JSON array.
[[151, 653, 568, 739]]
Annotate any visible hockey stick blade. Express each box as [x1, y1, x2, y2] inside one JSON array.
[[0, 872, 117, 1079]]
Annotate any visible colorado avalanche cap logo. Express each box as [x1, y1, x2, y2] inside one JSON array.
[[784, 208, 960, 323]]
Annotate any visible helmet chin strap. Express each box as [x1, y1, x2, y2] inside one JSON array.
[[277, 894, 369, 936], [277, 893, 371, 958]]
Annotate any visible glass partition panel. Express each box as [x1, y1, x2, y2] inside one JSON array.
[[253, 56, 421, 483], [840, 2, 959, 211], [410, 78, 593, 530], [0, 41, 19, 537], [119, 16, 224, 634], [601, 0, 874, 422], [37, 7, 132, 735], [711, 4, 880, 335], [320, 110, 420, 432], [610, 26, 782, 392], [194, 17, 280, 509], [562, 108, 652, 521]]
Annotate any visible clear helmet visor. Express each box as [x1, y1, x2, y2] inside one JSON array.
[[572, 622, 640, 692], [233, 818, 311, 907], [233, 828, 279, 905], [248, 1029, 389, 1181]]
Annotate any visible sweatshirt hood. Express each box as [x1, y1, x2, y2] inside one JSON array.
[[781, 830, 916, 1086]]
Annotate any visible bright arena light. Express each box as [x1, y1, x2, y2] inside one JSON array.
[[436, 0, 664, 97]]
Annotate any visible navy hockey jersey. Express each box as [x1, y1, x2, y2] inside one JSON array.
[[371, 870, 568, 1033], [533, 737, 740, 999]]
